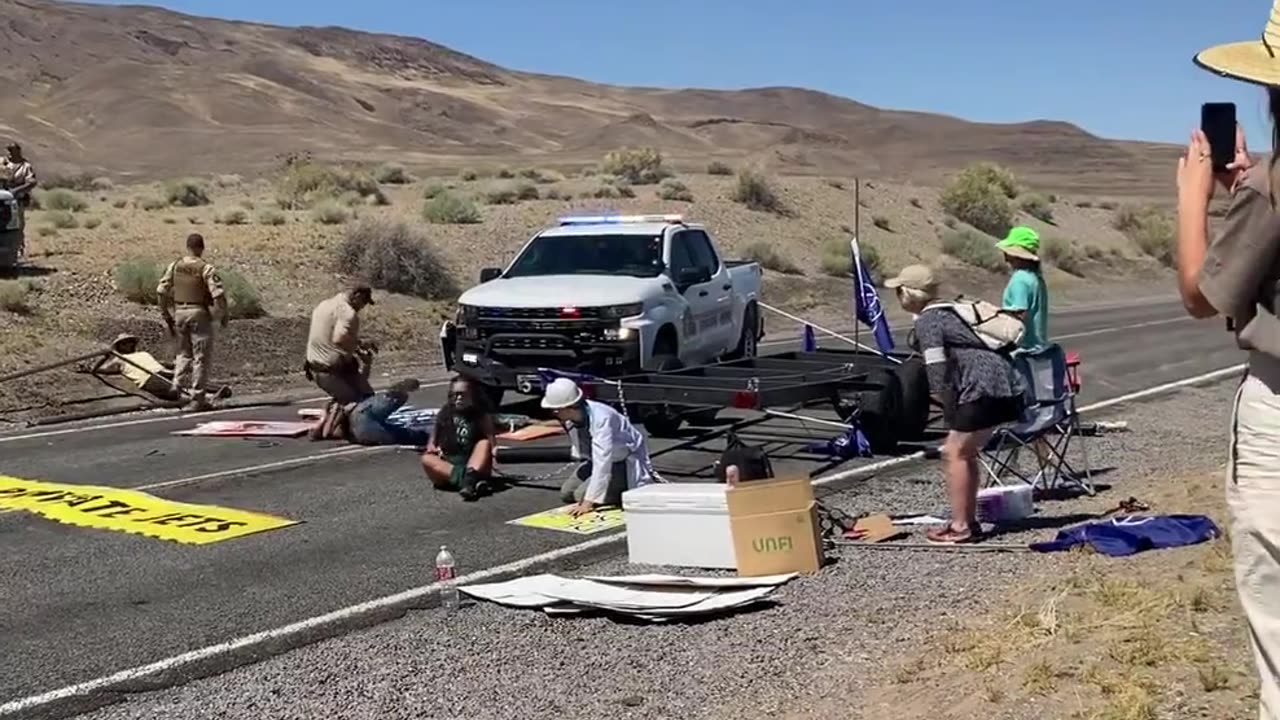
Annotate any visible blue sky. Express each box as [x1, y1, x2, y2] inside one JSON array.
[[80, 0, 1280, 145]]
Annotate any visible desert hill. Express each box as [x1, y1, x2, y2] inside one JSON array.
[[1, 0, 1176, 196]]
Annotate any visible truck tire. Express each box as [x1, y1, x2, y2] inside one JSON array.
[[479, 384, 505, 410], [727, 304, 759, 360], [894, 358, 931, 441], [852, 368, 904, 454], [642, 354, 685, 438]]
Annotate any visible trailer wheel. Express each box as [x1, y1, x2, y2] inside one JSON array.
[[642, 354, 686, 438], [894, 359, 930, 440], [853, 368, 904, 454]]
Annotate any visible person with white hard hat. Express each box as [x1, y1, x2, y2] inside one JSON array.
[[541, 377, 655, 517]]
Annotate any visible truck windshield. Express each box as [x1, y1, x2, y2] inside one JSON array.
[[504, 234, 664, 278]]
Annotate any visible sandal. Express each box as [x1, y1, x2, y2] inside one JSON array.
[[926, 523, 982, 545]]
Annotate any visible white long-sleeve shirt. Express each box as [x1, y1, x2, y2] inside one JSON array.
[[568, 400, 654, 504]]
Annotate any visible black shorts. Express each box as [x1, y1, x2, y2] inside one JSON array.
[[947, 396, 1024, 433]]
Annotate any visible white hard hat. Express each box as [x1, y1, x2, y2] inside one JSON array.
[[541, 378, 583, 409]]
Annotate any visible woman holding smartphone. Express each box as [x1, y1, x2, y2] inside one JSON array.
[[1180, 9, 1280, 717]]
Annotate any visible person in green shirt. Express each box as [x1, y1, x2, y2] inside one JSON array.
[[422, 376, 497, 502], [997, 226, 1049, 352]]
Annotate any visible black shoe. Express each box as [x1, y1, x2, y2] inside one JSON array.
[[474, 476, 493, 497], [459, 471, 479, 502]]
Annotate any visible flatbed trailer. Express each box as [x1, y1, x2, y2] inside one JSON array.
[[575, 347, 935, 453]]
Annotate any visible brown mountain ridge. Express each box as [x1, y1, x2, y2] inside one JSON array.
[[1, 0, 1177, 195]]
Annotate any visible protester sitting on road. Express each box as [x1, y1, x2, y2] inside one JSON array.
[[997, 226, 1050, 353], [305, 285, 377, 405], [1178, 20, 1280, 716], [92, 334, 231, 403], [886, 264, 1026, 545], [542, 377, 656, 517], [422, 376, 497, 502]]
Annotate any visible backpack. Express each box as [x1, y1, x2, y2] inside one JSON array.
[[714, 432, 774, 483], [932, 298, 1025, 353]]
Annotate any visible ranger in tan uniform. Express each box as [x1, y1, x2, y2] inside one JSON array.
[[156, 233, 227, 411], [305, 285, 376, 405], [2, 142, 37, 207]]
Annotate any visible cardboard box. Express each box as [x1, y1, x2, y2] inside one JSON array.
[[726, 477, 824, 576]]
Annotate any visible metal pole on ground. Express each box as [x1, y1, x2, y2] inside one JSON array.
[[0, 349, 110, 384], [854, 176, 861, 355]]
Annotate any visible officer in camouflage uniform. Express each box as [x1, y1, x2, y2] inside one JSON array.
[[156, 233, 227, 411]]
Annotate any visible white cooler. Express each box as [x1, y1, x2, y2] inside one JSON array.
[[622, 483, 736, 569]]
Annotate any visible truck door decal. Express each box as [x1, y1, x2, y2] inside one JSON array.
[[682, 308, 697, 338]]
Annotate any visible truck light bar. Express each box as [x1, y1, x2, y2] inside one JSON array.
[[557, 214, 684, 226]]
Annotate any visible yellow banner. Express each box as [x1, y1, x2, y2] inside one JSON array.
[[508, 505, 626, 535], [0, 476, 299, 545]]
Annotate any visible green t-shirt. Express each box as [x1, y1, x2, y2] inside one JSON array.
[[1003, 269, 1049, 351]]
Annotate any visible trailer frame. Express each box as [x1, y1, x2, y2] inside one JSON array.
[[568, 346, 937, 449]]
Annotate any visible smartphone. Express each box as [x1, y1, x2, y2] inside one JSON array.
[[1201, 102, 1237, 171]]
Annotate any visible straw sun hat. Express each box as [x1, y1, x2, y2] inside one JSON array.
[[1195, 1, 1280, 86]]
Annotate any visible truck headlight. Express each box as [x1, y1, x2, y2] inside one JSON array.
[[455, 304, 480, 324], [600, 303, 643, 319]]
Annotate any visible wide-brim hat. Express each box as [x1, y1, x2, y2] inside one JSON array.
[[111, 333, 139, 351], [1195, 1, 1280, 86], [996, 226, 1041, 262], [884, 264, 939, 293]]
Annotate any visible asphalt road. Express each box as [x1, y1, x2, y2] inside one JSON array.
[[0, 296, 1244, 705]]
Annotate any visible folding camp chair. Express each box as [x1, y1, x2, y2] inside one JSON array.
[[980, 344, 1094, 495]]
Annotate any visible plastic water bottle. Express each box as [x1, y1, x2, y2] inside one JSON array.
[[435, 545, 459, 611]]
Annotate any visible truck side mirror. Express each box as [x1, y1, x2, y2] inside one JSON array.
[[479, 267, 502, 283]]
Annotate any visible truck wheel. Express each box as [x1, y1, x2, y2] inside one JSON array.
[[852, 368, 904, 454], [894, 359, 931, 441], [727, 305, 759, 360], [479, 384, 504, 410], [642, 354, 685, 438]]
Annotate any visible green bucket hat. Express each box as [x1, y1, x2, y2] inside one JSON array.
[[996, 226, 1040, 261]]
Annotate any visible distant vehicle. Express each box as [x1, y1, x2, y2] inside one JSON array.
[[441, 214, 764, 410], [0, 189, 23, 269]]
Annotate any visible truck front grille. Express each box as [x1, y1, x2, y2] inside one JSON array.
[[477, 306, 607, 321]]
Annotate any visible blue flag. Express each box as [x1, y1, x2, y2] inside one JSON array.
[[801, 324, 817, 352], [1029, 515, 1219, 557], [851, 238, 895, 353]]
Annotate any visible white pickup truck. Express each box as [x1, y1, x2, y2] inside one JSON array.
[[441, 214, 764, 406]]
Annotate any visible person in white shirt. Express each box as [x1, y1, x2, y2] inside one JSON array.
[[541, 378, 655, 516]]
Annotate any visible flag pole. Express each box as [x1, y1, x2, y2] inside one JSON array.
[[853, 177, 861, 355]]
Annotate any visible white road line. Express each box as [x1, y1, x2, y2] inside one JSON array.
[[0, 380, 452, 444], [761, 314, 1192, 348], [0, 362, 1248, 720], [1054, 315, 1190, 341]]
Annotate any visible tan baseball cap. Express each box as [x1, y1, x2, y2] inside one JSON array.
[[883, 264, 938, 292]]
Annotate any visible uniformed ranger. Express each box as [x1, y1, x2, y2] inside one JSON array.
[[2, 142, 37, 207], [156, 233, 227, 411]]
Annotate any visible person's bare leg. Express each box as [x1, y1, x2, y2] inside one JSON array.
[[468, 439, 493, 475], [942, 430, 971, 532], [421, 454, 456, 490], [956, 428, 995, 529]]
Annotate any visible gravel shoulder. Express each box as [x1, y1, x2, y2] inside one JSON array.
[[74, 378, 1241, 720]]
